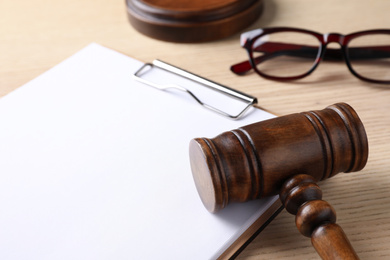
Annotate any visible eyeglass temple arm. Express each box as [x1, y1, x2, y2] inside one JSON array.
[[325, 45, 390, 61], [347, 45, 390, 60], [231, 42, 390, 75]]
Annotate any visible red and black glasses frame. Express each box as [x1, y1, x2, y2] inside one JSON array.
[[231, 27, 390, 84]]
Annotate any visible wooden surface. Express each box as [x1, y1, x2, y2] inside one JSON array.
[[1, 0, 389, 259]]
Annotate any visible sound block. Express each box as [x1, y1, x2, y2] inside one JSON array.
[[126, 0, 263, 43]]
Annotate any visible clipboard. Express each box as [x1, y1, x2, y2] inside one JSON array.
[[133, 59, 258, 120], [0, 43, 282, 259]]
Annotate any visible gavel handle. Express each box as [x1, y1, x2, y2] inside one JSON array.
[[312, 223, 359, 259], [279, 174, 359, 260]]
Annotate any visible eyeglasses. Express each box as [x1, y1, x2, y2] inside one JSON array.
[[230, 27, 390, 84]]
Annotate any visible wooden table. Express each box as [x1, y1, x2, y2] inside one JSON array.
[[1, 0, 389, 259]]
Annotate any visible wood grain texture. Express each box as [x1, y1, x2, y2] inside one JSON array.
[[126, 0, 263, 42], [140, 0, 243, 12], [189, 103, 368, 212], [1, 0, 390, 259], [190, 107, 366, 258], [280, 174, 359, 259], [312, 223, 359, 260]]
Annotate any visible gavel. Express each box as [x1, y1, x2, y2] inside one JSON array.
[[189, 103, 368, 260]]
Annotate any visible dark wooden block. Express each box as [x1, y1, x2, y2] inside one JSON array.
[[126, 0, 264, 42]]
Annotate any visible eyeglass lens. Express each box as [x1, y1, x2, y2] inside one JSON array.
[[250, 30, 390, 82], [347, 33, 390, 82], [251, 31, 321, 78]]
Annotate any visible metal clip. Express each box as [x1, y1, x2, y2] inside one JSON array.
[[133, 60, 257, 120]]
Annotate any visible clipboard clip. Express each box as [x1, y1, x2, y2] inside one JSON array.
[[133, 60, 258, 120]]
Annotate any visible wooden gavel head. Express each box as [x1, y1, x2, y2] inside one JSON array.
[[189, 103, 369, 213]]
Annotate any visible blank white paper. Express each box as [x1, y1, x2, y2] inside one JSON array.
[[0, 43, 278, 260]]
